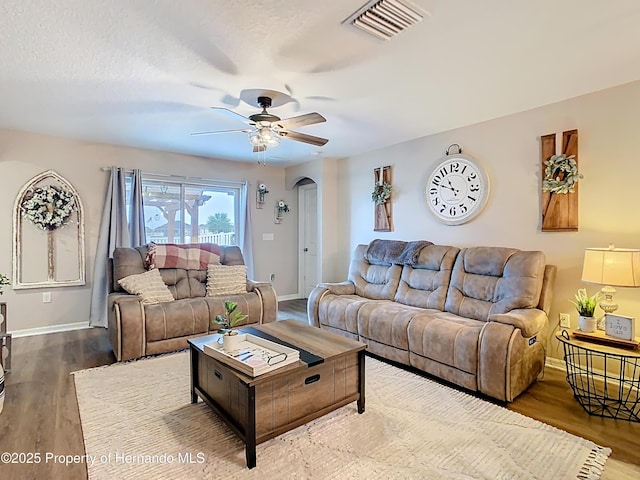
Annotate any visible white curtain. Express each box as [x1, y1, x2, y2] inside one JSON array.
[[89, 168, 145, 327], [239, 182, 254, 279]]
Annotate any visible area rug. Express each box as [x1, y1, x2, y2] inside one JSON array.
[[73, 352, 610, 480]]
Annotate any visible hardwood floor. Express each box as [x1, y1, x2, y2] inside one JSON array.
[[0, 327, 115, 480], [0, 298, 638, 479]]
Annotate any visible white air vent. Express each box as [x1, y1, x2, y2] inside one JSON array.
[[344, 0, 428, 41]]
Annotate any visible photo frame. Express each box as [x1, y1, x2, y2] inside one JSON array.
[[604, 314, 636, 341]]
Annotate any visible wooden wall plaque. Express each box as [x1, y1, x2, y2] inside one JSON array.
[[373, 166, 392, 232], [541, 129, 579, 231]]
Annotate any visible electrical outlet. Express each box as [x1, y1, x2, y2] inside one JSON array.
[[559, 313, 571, 328], [43, 292, 51, 303]]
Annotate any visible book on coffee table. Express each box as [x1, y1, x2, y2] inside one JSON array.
[[203, 333, 300, 376]]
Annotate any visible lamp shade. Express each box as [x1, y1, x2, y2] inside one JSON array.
[[581, 247, 640, 287]]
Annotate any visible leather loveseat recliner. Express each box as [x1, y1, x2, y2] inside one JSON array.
[[108, 244, 277, 361]]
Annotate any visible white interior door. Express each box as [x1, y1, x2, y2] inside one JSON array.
[[298, 183, 318, 298]]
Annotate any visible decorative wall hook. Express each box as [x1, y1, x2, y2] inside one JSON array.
[[256, 182, 269, 209], [446, 144, 462, 155]]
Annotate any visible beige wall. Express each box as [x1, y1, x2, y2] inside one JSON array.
[[336, 79, 640, 359], [4, 79, 640, 348], [0, 129, 298, 332]]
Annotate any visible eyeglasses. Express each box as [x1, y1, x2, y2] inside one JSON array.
[[229, 347, 288, 366]]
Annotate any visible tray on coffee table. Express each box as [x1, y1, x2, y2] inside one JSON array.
[[203, 333, 300, 376]]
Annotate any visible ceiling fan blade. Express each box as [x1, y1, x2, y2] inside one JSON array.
[[281, 130, 329, 146], [190, 128, 252, 136], [253, 145, 267, 153], [276, 112, 326, 130], [211, 107, 253, 124]]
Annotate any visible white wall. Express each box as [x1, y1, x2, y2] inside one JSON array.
[[0, 129, 298, 331], [336, 79, 640, 359]]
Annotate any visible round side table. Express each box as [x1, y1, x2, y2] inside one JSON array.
[[556, 329, 640, 422]]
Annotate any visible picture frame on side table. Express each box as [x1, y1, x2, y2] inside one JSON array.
[[604, 313, 636, 341]]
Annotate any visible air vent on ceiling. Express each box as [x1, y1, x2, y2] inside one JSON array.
[[344, 0, 428, 41]]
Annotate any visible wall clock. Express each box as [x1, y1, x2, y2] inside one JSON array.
[[425, 153, 490, 225]]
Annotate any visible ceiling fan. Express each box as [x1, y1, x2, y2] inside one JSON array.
[[190, 96, 329, 152]]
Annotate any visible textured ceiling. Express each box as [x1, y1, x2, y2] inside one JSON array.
[[1, 0, 640, 166]]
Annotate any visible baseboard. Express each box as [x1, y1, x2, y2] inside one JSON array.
[[544, 356, 625, 392], [545, 357, 565, 371], [10, 321, 91, 338], [278, 294, 303, 301]]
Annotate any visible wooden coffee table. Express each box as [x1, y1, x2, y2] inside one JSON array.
[[188, 320, 366, 468]]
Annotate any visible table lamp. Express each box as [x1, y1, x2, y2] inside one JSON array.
[[581, 245, 640, 329]]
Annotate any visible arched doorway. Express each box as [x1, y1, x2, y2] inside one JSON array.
[[296, 178, 318, 298]]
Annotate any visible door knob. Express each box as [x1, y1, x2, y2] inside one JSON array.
[[303, 248, 308, 252]]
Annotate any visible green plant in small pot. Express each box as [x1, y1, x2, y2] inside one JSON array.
[[570, 288, 600, 333], [213, 301, 248, 350]]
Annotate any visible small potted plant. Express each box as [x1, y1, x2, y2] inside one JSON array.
[[213, 301, 248, 350], [570, 288, 600, 333]]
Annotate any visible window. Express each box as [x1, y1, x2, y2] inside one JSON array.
[[127, 175, 241, 246]]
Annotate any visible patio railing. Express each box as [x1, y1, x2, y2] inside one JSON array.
[[147, 232, 236, 246]]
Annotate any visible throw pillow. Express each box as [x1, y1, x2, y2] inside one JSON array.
[[206, 264, 247, 296], [118, 268, 175, 304]]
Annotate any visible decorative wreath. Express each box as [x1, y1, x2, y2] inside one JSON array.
[[21, 185, 76, 231], [542, 154, 582, 194], [371, 182, 392, 205]]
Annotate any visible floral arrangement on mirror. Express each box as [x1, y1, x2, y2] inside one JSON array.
[[21, 185, 76, 230]]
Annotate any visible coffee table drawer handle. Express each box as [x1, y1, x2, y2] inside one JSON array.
[[305, 374, 320, 385], [214, 370, 223, 381]]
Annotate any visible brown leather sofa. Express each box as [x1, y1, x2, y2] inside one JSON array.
[[108, 244, 277, 361], [308, 242, 556, 402]]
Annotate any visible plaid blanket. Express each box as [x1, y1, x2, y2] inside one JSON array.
[[146, 243, 221, 270]]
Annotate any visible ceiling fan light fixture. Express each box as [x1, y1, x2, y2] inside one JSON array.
[[259, 127, 279, 145], [248, 128, 281, 148], [197, 94, 327, 153], [248, 131, 263, 147]]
